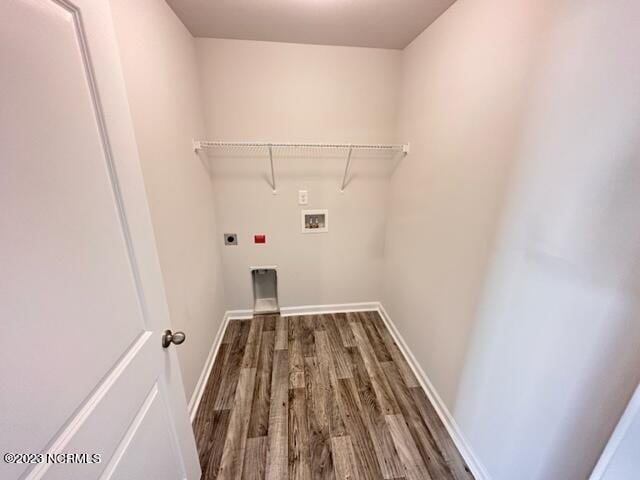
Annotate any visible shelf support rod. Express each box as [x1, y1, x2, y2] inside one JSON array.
[[340, 146, 354, 193], [268, 144, 277, 194]]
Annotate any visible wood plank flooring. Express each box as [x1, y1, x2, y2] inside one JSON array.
[[193, 311, 474, 480]]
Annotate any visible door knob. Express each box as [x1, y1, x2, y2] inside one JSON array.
[[162, 330, 186, 348]]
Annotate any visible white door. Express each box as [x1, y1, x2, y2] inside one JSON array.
[[0, 1, 200, 479], [590, 384, 640, 480]]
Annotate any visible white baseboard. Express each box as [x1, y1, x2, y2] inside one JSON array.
[[280, 301, 379, 317], [225, 301, 380, 320], [375, 302, 491, 480], [188, 300, 490, 480], [187, 311, 232, 422], [223, 308, 254, 320]]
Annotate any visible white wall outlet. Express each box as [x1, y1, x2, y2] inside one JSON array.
[[298, 190, 308, 205]]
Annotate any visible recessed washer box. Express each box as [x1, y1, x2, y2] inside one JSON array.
[[301, 209, 328, 233], [251, 267, 279, 314]]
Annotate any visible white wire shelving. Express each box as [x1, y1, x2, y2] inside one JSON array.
[[192, 140, 410, 193]]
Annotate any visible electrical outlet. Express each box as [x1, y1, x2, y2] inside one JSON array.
[[298, 190, 308, 205]]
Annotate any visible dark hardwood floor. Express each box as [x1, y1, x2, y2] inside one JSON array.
[[193, 311, 474, 480]]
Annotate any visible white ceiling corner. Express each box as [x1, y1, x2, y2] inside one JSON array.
[[166, 0, 456, 49]]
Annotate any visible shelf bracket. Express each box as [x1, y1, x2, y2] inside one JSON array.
[[268, 144, 277, 194], [340, 146, 354, 193]]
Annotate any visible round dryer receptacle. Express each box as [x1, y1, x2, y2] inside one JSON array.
[[224, 233, 237, 245]]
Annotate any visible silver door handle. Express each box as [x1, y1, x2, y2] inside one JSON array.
[[162, 330, 186, 348]]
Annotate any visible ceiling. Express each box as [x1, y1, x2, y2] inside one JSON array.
[[166, 0, 456, 50]]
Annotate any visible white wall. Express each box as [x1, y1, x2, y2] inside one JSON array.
[[196, 39, 401, 310], [454, 1, 640, 478], [384, 0, 640, 479], [384, 0, 551, 409], [109, 0, 225, 401]]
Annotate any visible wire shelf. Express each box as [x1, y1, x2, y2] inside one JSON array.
[[192, 140, 409, 193]]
